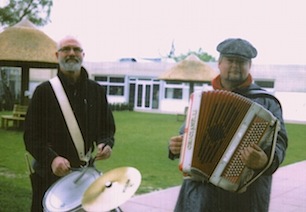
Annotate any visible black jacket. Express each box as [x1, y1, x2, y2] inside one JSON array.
[[24, 67, 115, 174]]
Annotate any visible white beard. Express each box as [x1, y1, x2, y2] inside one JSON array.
[[61, 61, 82, 72], [59, 57, 82, 72]]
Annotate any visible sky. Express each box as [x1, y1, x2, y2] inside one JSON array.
[[39, 0, 306, 65]]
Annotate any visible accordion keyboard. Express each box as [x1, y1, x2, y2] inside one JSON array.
[[222, 116, 270, 183]]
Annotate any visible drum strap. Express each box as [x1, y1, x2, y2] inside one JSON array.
[[49, 76, 90, 162]]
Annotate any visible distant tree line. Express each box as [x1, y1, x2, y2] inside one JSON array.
[[166, 42, 216, 62], [172, 48, 216, 62]]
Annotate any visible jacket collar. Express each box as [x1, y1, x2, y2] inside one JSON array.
[[57, 66, 88, 87], [212, 74, 253, 90]]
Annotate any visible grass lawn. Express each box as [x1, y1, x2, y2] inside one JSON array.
[[0, 111, 305, 211]]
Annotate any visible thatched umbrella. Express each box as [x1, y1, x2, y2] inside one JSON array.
[[0, 18, 58, 105], [159, 54, 218, 95]]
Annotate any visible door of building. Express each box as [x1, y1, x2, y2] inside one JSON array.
[[133, 79, 159, 110]]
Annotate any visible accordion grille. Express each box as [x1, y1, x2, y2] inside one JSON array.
[[221, 116, 270, 183], [192, 90, 253, 176]]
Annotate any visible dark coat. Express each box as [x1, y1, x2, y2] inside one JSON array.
[[24, 67, 116, 175]]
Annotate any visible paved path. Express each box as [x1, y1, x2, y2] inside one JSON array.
[[120, 161, 306, 212]]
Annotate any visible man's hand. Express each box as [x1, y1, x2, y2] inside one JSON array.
[[169, 135, 183, 155], [95, 143, 112, 160], [51, 156, 71, 177], [240, 143, 268, 170]]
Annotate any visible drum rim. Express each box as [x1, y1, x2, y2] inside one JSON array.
[[43, 167, 100, 211]]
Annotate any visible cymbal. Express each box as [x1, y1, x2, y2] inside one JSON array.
[[82, 167, 141, 212]]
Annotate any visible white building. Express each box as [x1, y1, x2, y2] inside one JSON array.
[[25, 60, 306, 123]]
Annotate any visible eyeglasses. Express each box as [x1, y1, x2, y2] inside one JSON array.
[[58, 46, 83, 54]]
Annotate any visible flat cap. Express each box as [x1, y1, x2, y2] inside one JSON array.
[[217, 38, 257, 59]]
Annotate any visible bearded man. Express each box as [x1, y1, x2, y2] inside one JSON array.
[[24, 36, 116, 212]]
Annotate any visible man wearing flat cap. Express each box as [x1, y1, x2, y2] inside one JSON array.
[[168, 38, 288, 212]]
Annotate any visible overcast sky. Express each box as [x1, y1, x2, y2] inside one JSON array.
[[41, 0, 306, 65]]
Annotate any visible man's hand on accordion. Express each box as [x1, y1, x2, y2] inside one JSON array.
[[169, 135, 183, 155], [240, 143, 268, 170]]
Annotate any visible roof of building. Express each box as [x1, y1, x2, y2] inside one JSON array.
[[0, 18, 57, 64]]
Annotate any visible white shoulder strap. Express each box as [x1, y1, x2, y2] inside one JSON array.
[[49, 76, 89, 162]]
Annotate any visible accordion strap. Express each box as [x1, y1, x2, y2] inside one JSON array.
[[49, 76, 89, 162]]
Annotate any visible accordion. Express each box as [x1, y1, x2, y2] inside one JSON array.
[[179, 90, 280, 192]]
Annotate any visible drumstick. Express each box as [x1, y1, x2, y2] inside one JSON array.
[[73, 156, 96, 184], [74, 141, 109, 184]]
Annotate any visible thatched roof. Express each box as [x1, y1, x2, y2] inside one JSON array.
[[159, 54, 217, 82], [0, 18, 57, 65]]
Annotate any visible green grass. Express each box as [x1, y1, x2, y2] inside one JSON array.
[[0, 111, 305, 211], [281, 123, 306, 166], [94, 112, 184, 193]]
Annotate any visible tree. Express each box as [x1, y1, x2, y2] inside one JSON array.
[[0, 0, 53, 27], [173, 48, 216, 62], [166, 41, 216, 62]]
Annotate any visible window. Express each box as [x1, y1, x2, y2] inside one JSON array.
[[95, 76, 125, 96], [109, 86, 124, 95], [254, 79, 275, 93], [254, 80, 275, 88], [165, 88, 182, 99], [110, 77, 125, 83], [164, 82, 183, 99], [95, 76, 107, 81]]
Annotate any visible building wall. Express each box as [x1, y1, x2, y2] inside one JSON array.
[[207, 63, 306, 92], [275, 92, 306, 123], [251, 64, 306, 92]]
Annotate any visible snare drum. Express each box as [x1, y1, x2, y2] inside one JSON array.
[[43, 167, 100, 212]]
